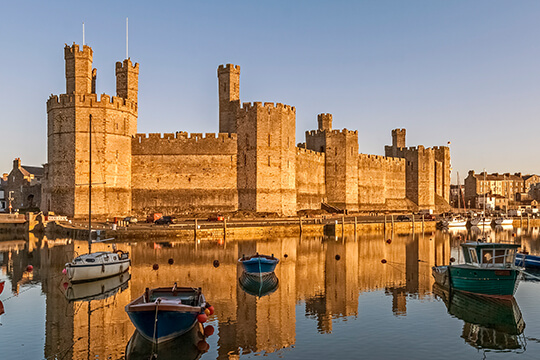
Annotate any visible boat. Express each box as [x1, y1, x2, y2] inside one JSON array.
[[239, 271, 279, 297], [65, 251, 130, 283], [467, 217, 480, 227], [238, 253, 279, 274], [446, 216, 468, 227], [433, 283, 525, 352], [125, 285, 212, 344], [515, 252, 540, 270], [64, 114, 130, 283], [64, 272, 130, 302], [432, 242, 522, 297], [493, 216, 514, 226], [0, 280, 4, 295], [125, 323, 208, 360]]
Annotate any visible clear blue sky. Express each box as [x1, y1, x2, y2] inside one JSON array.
[[1, 0, 539, 183]]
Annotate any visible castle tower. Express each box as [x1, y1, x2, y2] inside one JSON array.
[[306, 114, 359, 211], [237, 102, 297, 216], [218, 64, 240, 134], [317, 113, 332, 131], [116, 58, 139, 103], [65, 44, 94, 95], [385, 129, 406, 158], [43, 43, 138, 218]]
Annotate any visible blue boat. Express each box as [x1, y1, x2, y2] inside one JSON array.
[[515, 253, 540, 269], [238, 253, 279, 274], [125, 285, 210, 344]]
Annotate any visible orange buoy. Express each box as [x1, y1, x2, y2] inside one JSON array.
[[26, 265, 33, 272], [197, 313, 208, 323], [204, 308, 211, 316], [207, 305, 215, 315], [386, 239, 392, 244]]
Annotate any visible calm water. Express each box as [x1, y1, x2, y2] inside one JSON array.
[[2, 226, 540, 360]]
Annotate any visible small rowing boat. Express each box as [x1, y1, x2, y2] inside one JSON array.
[[238, 253, 279, 275]]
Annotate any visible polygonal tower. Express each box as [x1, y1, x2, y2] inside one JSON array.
[[43, 43, 139, 218], [218, 64, 240, 134]]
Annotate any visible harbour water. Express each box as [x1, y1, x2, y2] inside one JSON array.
[[2, 226, 540, 359]]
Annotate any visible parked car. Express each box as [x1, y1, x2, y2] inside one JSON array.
[[422, 214, 434, 220], [124, 216, 138, 224], [155, 216, 175, 225], [207, 214, 224, 222], [396, 215, 411, 222]]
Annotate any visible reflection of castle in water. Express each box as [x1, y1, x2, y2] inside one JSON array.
[[9, 230, 461, 359]]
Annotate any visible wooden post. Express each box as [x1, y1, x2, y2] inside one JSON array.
[[412, 213, 415, 233], [194, 218, 198, 240], [223, 218, 227, 239], [384, 215, 386, 233], [391, 214, 394, 231], [354, 216, 357, 240], [342, 214, 345, 239], [299, 216, 303, 233], [520, 215, 523, 228], [527, 214, 530, 229], [422, 214, 424, 232]]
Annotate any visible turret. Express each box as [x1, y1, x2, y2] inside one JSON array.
[[64, 43, 94, 95], [217, 64, 241, 133], [116, 58, 140, 103], [317, 113, 332, 131], [392, 129, 406, 149]]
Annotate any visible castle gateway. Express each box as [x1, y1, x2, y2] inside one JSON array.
[[42, 43, 450, 218]]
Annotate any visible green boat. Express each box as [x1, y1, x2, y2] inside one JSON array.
[[432, 242, 522, 298]]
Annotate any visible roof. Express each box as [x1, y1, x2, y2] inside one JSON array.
[[21, 165, 44, 177]]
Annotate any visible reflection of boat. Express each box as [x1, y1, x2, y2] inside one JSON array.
[[432, 242, 522, 297], [0, 300, 4, 316], [238, 253, 279, 274], [65, 251, 130, 283], [0, 280, 4, 295], [515, 253, 540, 270], [125, 285, 210, 344], [64, 272, 130, 302], [433, 283, 525, 351], [239, 272, 279, 297], [125, 323, 207, 360]]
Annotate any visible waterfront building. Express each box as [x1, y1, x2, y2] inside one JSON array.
[[0, 158, 43, 213], [42, 43, 451, 218]]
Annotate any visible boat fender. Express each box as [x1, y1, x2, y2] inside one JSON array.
[[101, 264, 105, 273], [197, 313, 208, 323]]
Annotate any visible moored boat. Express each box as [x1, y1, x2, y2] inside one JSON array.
[[493, 216, 514, 226], [447, 216, 468, 227], [515, 252, 540, 270], [238, 253, 279, 274], [432, 242, 522, 298], [467, 217, 481, 227], [65, 250, 130, 283], [125, 285, 212, 344]]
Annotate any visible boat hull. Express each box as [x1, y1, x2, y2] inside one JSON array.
[[239, 256, 278, 274], [66, 258, 130, 283], [127, 307, 200, 343], [515, 253, 540, 269], [449, 266, 519, 297]]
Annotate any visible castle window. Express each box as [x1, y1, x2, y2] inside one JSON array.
[[116, 123, 119, 130], [268, 134, 271, 147], [268, 156, 271, 166]]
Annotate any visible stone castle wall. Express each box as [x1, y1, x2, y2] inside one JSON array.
[[131, 132, 238, 214], [296, 147, 326, 210], [357, 154, 406, 205]]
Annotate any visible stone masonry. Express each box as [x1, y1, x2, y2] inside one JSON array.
[[42, 43, 451, 218]]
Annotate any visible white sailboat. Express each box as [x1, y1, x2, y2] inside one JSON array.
[[65, 114, 130, 283]]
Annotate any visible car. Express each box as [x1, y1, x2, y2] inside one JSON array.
[[207, 214, 224, 222], [124, 216, 138, 224], [421, 214, 434, 220], [396, 215, 411, 221], [155, 216, 175, 225]]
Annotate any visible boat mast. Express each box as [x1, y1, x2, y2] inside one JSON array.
[[483, 170, 486, 237], [89, 114, 92, 253]]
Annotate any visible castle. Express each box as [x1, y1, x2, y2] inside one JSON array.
[[41, 43, 451, 218]]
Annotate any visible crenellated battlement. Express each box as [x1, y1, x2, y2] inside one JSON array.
[[47, 93, 138, 113], [306, 128, 358, 137], [358, 153, 406, 167], [218, 64, 241, 73], [241, 102, 296, 114], [133, 132, 237, 155], [116, 59, 139, 73], [432, 146, 450, 151], [296, 146, 325, 158], [64, 43, 93, 57]]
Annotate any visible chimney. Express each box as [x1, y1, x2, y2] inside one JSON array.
[[13, 158, 21, 169]]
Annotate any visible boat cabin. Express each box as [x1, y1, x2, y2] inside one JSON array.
[[461, 242, 519, 268], [73, 251, 122, 264]]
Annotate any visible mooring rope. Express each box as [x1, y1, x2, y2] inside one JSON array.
[[151, 298, 160, 358]]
